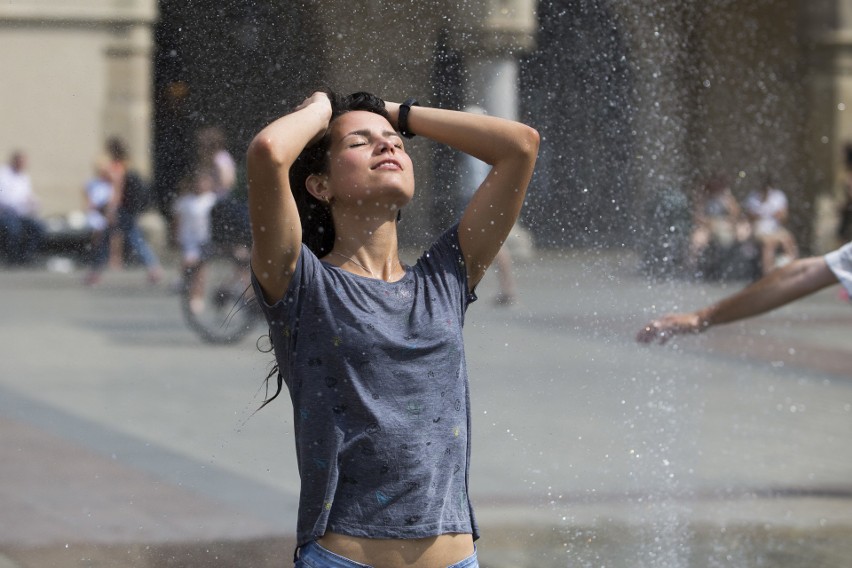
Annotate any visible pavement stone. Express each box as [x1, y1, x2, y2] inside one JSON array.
[[1, 249, 851, 567]]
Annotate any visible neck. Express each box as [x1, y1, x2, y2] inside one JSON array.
[[330, 216, 403, 281]]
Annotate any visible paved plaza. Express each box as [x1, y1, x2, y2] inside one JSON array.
[[1, 248, 851, 567]]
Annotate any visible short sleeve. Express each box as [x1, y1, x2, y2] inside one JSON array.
[[251, 244, 319, 320], [825, 241, 852, 295], [415, 224, 477, 316]]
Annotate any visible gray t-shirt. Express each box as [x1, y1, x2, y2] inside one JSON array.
[[825, 241, 852, 295], [252, 226, 479, 547]]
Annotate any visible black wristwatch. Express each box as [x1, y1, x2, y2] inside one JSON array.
[[398, 98, 420, 138]]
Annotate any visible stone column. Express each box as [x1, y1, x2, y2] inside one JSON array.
[[450, 0, 537, 196], [103, 22, 154, 175], [805, 0, 852, 250], [453, 0, 536, 116]]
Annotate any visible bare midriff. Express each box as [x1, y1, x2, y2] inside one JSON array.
[[317, 532, 474, 567]]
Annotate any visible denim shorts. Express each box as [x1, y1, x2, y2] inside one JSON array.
[[294, 541, 479, 568]]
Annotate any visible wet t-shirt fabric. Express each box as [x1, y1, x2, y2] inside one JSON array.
[[252, 225, 479, 547], [825, 241, 852, 295]]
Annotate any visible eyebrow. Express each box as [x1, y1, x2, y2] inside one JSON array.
[[341, 129, 402, 141]]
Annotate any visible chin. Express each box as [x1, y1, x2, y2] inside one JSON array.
[[385, 186, 414, 209]]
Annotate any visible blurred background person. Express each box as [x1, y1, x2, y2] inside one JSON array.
[[744, 175, 798, 275], [195, 126, 236, 198], [173, 169, 217, 314], [82, 155, 114, 264], [0, 150, 44, 266], [688, 173, 753, 280], [84, 137, 163, 285], [461, 121, 519, 307], [170, 125, 239, 264]]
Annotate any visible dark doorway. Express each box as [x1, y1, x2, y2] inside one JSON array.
[[153, 1, 326, 218], [520, 0, 635, 247]]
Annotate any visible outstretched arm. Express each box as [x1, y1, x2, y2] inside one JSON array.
[[246, 93, 331, 303], [637, 255, 839, 344], [387, 102, 539, 290]]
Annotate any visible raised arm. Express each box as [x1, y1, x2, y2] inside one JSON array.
[[387, 102, 539, 289], [247, 93, 332, 302], [636, 255, 839, 344]]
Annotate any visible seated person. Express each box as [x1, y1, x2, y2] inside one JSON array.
[[688, 173, 751, 277], [0, 151, 44, 265], [744, 177, 798, 275]]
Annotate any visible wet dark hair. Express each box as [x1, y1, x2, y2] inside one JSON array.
[[257, 91, 391, 411], [290, 91, 391, 256]]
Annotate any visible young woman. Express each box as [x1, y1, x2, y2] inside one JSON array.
[[247, 91, 538, 568]]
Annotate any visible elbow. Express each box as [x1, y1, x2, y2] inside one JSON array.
[[247, 135, 273, 161], [519, 125, 541, 160], [247, 134, 285, 168]]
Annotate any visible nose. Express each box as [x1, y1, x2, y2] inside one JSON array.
[[375, 136, 396, 153]]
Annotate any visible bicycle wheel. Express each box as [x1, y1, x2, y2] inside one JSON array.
[[181, 256, 258, 344]]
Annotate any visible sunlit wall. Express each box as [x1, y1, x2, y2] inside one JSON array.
[[0, 0, 155, 216]]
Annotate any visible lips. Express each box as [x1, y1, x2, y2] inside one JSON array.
[[372, 158, 402, 170]]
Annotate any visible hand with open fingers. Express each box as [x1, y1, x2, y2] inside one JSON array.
[[636, 313, 703, 344]]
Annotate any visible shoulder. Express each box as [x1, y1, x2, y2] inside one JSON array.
[[418, 225, 463, 265], [415, 225, 475, 303], [254, 243, 323, 307]]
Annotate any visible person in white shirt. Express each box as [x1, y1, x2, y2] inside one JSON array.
[[744, 177, 798, 275], [83, 156, 114, 233], [173, 169, 218, 313], [0, 151, 43, 265], [195, 126, 236, 197]]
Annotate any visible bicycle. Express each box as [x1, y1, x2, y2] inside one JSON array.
[[180, 197, 263, 344]]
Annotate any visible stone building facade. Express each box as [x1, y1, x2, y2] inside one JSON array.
[[1, 0, 850, 252], [0, 0, 155, 215]]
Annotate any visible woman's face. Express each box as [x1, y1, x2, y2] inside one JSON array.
[[322, 110, 415, 213]]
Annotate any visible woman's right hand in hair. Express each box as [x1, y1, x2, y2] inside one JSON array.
[[247, 92, 332, 304], [295, 91, 331, 112], [294, 92, 333, 143]]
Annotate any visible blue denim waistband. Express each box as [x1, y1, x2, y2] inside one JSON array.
[[294, 541, 478, 568]]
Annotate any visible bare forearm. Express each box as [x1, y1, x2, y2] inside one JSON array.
[[699, 256, 836, 328], [389, 103, 539, 167], [248, 102, 330, 168], [246, 96, 331, 299], [638, 254, 838, 345]]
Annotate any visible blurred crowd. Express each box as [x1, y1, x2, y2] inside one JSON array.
[[687, 171, 799, 281], [642, 161, 852, 282], [0, 126, 242, 291], [3, 135, 852, 289]]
